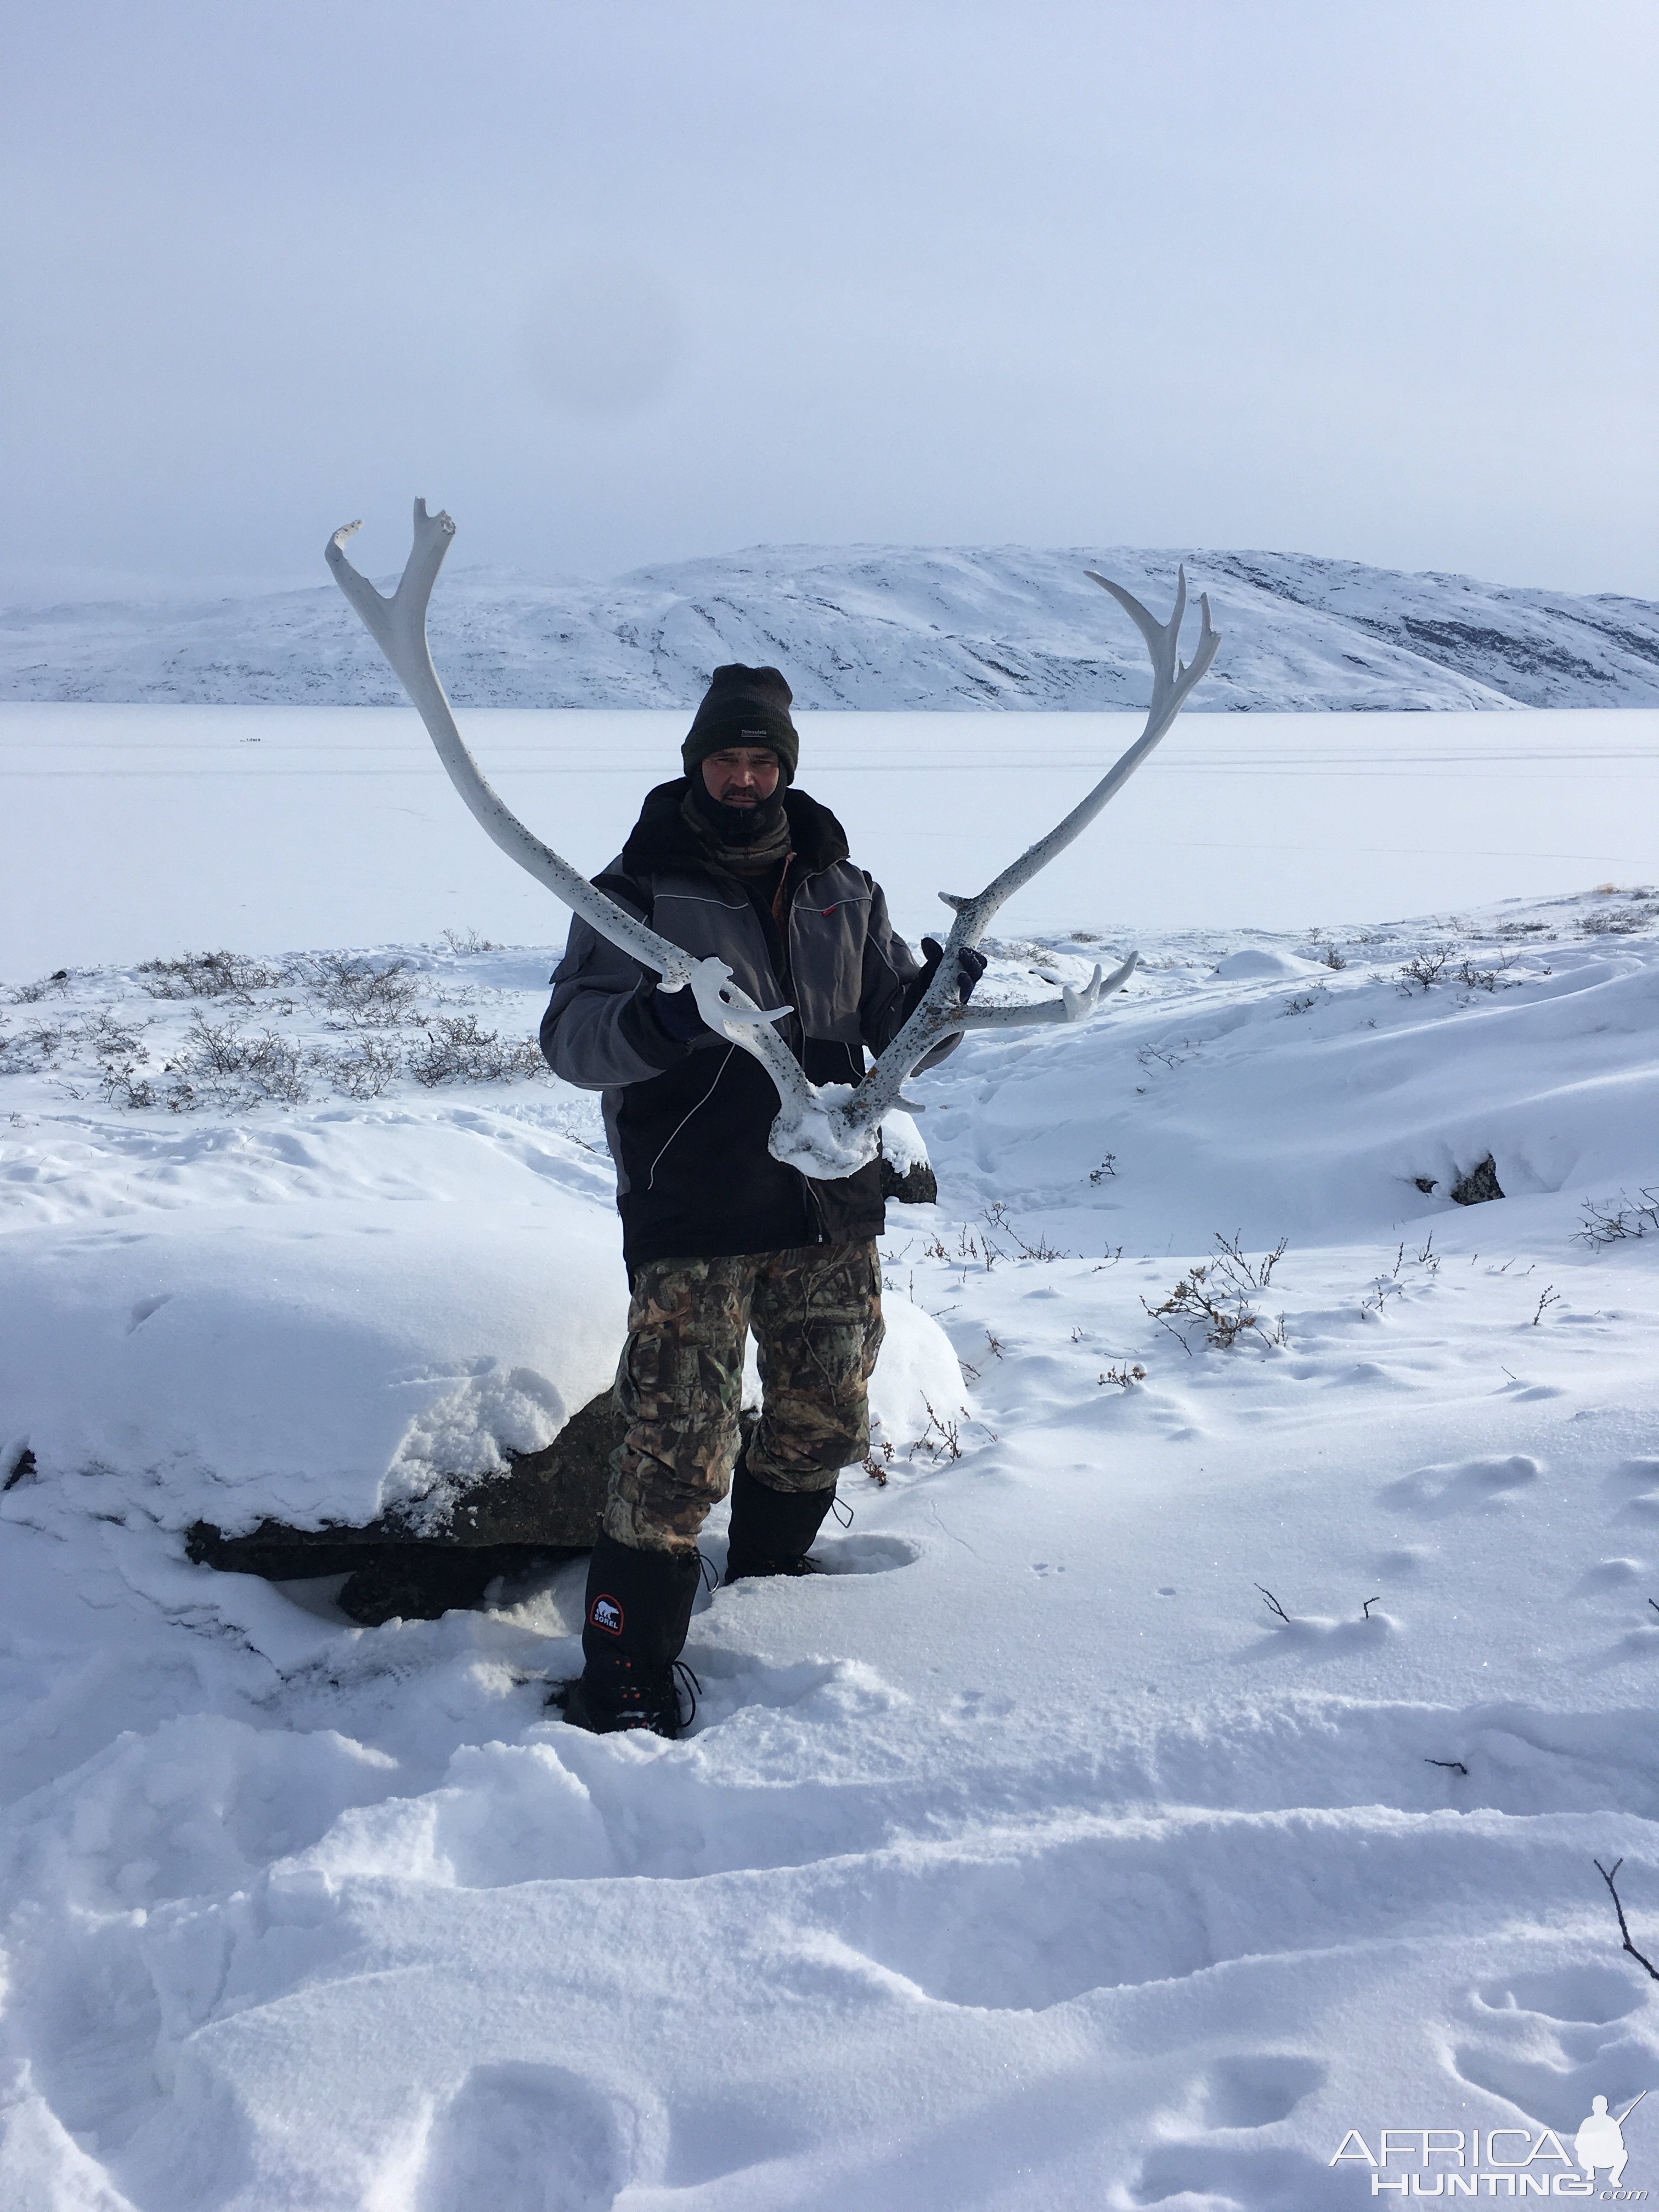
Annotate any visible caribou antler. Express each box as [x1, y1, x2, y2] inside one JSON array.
[[325, 503, 1218, 1178], [325, 503, 825, 1147], [834, 564, 1218, 1145]]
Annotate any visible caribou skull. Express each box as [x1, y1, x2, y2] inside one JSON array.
[[326, 502, 1218, 1177]]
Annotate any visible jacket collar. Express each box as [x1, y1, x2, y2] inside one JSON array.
[[620, 778, 851, 880]]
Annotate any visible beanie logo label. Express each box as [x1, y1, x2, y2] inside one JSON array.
[[590, 1594, 624, 1635]]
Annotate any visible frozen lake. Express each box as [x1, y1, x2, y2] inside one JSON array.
[[5, 703, 1656, 977]]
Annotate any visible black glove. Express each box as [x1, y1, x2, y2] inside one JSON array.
[[650, 981, 715, 1045], [904, 939, 988, 1020]]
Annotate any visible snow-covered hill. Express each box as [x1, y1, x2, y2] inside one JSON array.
[[5, 543, 1657, 711]]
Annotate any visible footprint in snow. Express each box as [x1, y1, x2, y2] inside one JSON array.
[[679, 1651, 904, 1734], [1476, 1965, 1643, 2028], [815, 1532, 920, 1575], [413, 2061, 634, 2212], [1382, 1454, 1542, 1516], [1574, 1558, 1646, 1594], [712, 1533, 920, 1584], [1453, 1966, 1650, 2136], [1198, 2053, 1327, 2130], [1133, 2057, 1328, 2207], [1134, 2140, 1327, 2206], [1606, 1458, 1659, 1521], [946, 1687, 1015, 1722]]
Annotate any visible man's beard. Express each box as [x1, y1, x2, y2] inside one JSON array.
[[687, 776, 786, 847]]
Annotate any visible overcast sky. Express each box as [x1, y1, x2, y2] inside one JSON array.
[[4, 1, 1655, 597]]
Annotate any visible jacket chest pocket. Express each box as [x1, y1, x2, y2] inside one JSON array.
[[650, 884, 778, 1003], [789, 895, 868, 1041]]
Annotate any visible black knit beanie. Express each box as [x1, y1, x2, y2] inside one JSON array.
[[681, 663, 799, 785]]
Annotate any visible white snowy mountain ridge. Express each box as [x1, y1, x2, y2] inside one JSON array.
[[5, 543, 1657, 711]]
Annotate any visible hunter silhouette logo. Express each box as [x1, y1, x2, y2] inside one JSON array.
[[1578, 2094, 1645, 2189], [590, 1594, 624, 1635]]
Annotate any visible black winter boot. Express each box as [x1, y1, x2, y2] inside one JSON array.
[[725, 1454, 840, 1583], [551, 1533, 701, 1738]]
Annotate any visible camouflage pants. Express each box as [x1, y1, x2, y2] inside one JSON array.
[[605, 1239, 885, 1553]]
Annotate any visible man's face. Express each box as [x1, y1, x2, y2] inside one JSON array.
[[701, 743, 781, 808]]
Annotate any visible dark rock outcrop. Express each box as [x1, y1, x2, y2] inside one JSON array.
[[187, 1386, 624, 1623], [878, 1152, 938, 1206], [1450, 1155, 1504, 1206]]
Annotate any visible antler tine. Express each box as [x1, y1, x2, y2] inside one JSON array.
[[1084, 567, 1171, 662], [327, 499, 455, 664], [947, 951, 1141, 1031]]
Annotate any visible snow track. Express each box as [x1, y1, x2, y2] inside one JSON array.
[[4, 874, 1659, 2205]]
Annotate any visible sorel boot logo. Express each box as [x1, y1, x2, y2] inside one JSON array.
[[590, 1594, 624, 1635]]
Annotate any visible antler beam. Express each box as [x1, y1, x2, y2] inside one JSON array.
[[325, 504, 823, 1139], [325, 502, 1218, 1178], [833, 565, 1218, 1143]]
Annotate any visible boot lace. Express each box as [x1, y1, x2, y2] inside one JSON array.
[[672, 1658, 702, 1731]]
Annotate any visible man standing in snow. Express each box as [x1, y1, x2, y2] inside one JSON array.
[[539, 663, 983, 1737]]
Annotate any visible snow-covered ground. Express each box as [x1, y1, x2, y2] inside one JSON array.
[[4, 709, 1659, 2209], [5, 543, 1658, 712]]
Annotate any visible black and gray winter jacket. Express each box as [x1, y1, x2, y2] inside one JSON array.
[[540, 780, 948, 1267]]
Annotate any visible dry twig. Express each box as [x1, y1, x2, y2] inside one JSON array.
[[1594, 1858, 1659, 1982]]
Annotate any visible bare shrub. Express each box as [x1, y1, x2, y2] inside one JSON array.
[[441, 927, 501, 955], [296, 952, 422, 1026], [1098, 1363, 1147, 1389], [173, 1013, 307, 1105], [74, 1010, 156, 1105], [1397, 945, 1454, 994], [1579, 1189, 1659, 1248], [100, 1064, 157, 1108], [310, 1035, 404, 1099], [78, 1009, 149, 1059], [0, 1021, 68, 1075], [1456, 957, 1517, 992], [908, 1396, 963, 1463], [982, 1200, 1065, 1262], [9, 969, 71, 1005], [1137, 1039, 1194, 1073], [1144, 1232, 1289, 1353], [1581, 904, 1659, 937], [407, 1015, 543, 1087], [138, 949, 286, 999]]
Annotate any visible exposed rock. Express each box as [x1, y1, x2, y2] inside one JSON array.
[[336, 1549, 540, 1629], [187, 1386, 623, 1620], [1450, 1155, 1505, 1206], [878, 1153, 938, 1206], [439, 1386, 619, 1547]]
